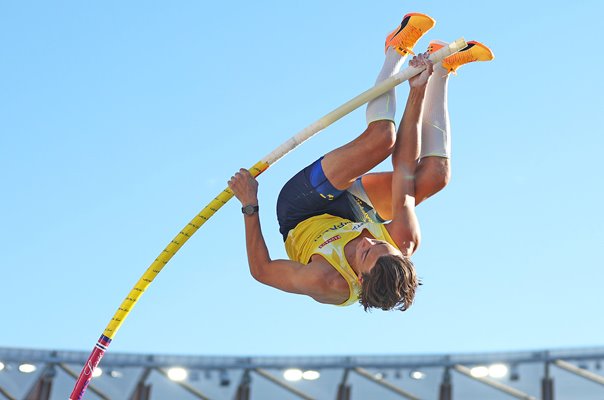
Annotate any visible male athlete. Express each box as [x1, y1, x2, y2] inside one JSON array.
[[228, 13, 493, 311]]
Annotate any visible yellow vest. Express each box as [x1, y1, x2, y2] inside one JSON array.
[[284, 214, 398, 306]]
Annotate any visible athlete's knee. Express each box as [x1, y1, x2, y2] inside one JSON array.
[[427, 157, 450, 189], [367, 120, 396, 155], [416, 157, 450, 202]]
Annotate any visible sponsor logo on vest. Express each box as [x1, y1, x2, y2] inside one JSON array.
[[319, 235, 341, 248]]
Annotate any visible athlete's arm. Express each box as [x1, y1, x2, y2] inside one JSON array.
[[228, 169, 333, 301], [386, 54, 433, 255]]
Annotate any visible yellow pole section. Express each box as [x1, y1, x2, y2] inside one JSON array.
[[103, 160, 268, 338]]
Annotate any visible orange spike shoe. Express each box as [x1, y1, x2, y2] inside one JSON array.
[[428, 40, 495, 74], [385, 13, 436, 56]]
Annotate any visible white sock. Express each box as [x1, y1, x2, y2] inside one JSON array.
[[366, 47, 406, 125], [420, 64, 451, 158]]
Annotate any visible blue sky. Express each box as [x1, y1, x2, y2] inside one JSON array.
[[1, 1, 603, 358]]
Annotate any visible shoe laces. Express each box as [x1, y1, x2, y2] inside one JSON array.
[[445, 49, 478, 70], [398, 25, 423, 52]]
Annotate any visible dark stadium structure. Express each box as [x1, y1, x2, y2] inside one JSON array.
[[1, 346, 603, 399]]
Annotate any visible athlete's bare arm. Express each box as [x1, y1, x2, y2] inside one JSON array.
[[228, 169, 340, 303], [386, 53, 433, 255]]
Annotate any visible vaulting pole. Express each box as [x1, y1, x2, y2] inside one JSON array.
[[69, 38, 467, 400]]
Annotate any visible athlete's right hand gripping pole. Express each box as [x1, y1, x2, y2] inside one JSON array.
[[69, 39, 466, 400]]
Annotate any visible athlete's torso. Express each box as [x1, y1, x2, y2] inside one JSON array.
[[284, 214, 398, 306]]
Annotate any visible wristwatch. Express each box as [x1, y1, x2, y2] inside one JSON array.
[[241, 204, 259, 216]]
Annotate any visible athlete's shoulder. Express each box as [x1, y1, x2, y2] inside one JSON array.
[[306, 256, 350, 303]]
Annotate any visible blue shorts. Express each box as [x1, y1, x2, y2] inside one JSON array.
[[276, 157, 385, 240]]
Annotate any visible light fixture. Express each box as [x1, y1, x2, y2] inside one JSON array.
[[219, 369, 230, 387], [488, 363, 508, 378], [470, 366, 489, 378], [283, 368, 303, 382], [19, 363, 37, 373], [302, 370, 320, 380], [109, 370, 123, 378], [167, 367, 188, 382], [410, 370, 426, 380], [92, 368, 103, 378], [374, 372, 384, 380], [0, 362, 4, 372]]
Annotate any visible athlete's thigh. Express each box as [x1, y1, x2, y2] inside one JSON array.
[[360, 172, 394, 220], [361, 159, 450, 219], [322, 120, 395, 190]]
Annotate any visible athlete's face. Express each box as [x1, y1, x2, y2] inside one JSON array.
[[355, 236, 402, 275]]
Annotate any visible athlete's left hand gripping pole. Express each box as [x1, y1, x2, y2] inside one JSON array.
[[69, 39, 466, 399]]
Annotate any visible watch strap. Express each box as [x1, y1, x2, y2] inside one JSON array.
[[241, 205, 259, 215]]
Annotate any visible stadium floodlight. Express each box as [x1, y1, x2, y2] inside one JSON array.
[[109, 370, 123, 378], [283, 368, 303, 381], [410, 370, 426, 380], [488, 363, 508, 378], [92, 367, 103, 378], [167, 367, 188, 382], [470, 366, 489, 378], [302, 370, 320, 380], [0, 362, 4, 372], [18, 363, 37, 373]]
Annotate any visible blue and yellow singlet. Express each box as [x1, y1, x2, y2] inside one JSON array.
[[284, 213, 398, 306]]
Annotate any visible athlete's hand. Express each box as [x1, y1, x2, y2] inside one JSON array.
[[228, 168, 259, 206], [408, 52, 433, 88]]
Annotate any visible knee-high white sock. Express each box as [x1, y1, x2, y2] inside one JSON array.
[[366, 47, 406, 125], [420, 64, 451, 158]]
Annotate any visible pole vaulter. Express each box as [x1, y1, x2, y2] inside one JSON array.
[[69, 37, 467, 400]]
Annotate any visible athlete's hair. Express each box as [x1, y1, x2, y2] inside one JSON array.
[[359, 254, 419, 312]]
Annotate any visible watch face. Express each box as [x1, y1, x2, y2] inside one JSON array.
[[242, 205, 257, 215]]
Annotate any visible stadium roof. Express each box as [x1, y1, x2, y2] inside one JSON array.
[[1, 346, 603, 399]]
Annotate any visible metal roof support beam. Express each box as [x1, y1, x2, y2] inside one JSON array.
[[352, 367, 421, 400], [57, 363, 111, 400], [155, 368, 211, 400], [24, 363, 55, 400], [235, 370, 251, 400], [253, 368, 315, 400], [553, 359, 604, 387], [453, 365, 537, 400], [336, 369, 351, 400], [4, 346, 604, 371], [439, 367, 452, 400], [541, 362, 554, 400], [0, 386, 16, 400], [129, 367, 153, 400]]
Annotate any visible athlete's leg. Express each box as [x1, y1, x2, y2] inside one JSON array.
[[414, 46, 453, 203], [322, 14, 435, 191], [321, 46, 403, 191], [358, 167, 447, 221], [358, 51, 450, 220], [359, 40, 494, 219]]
